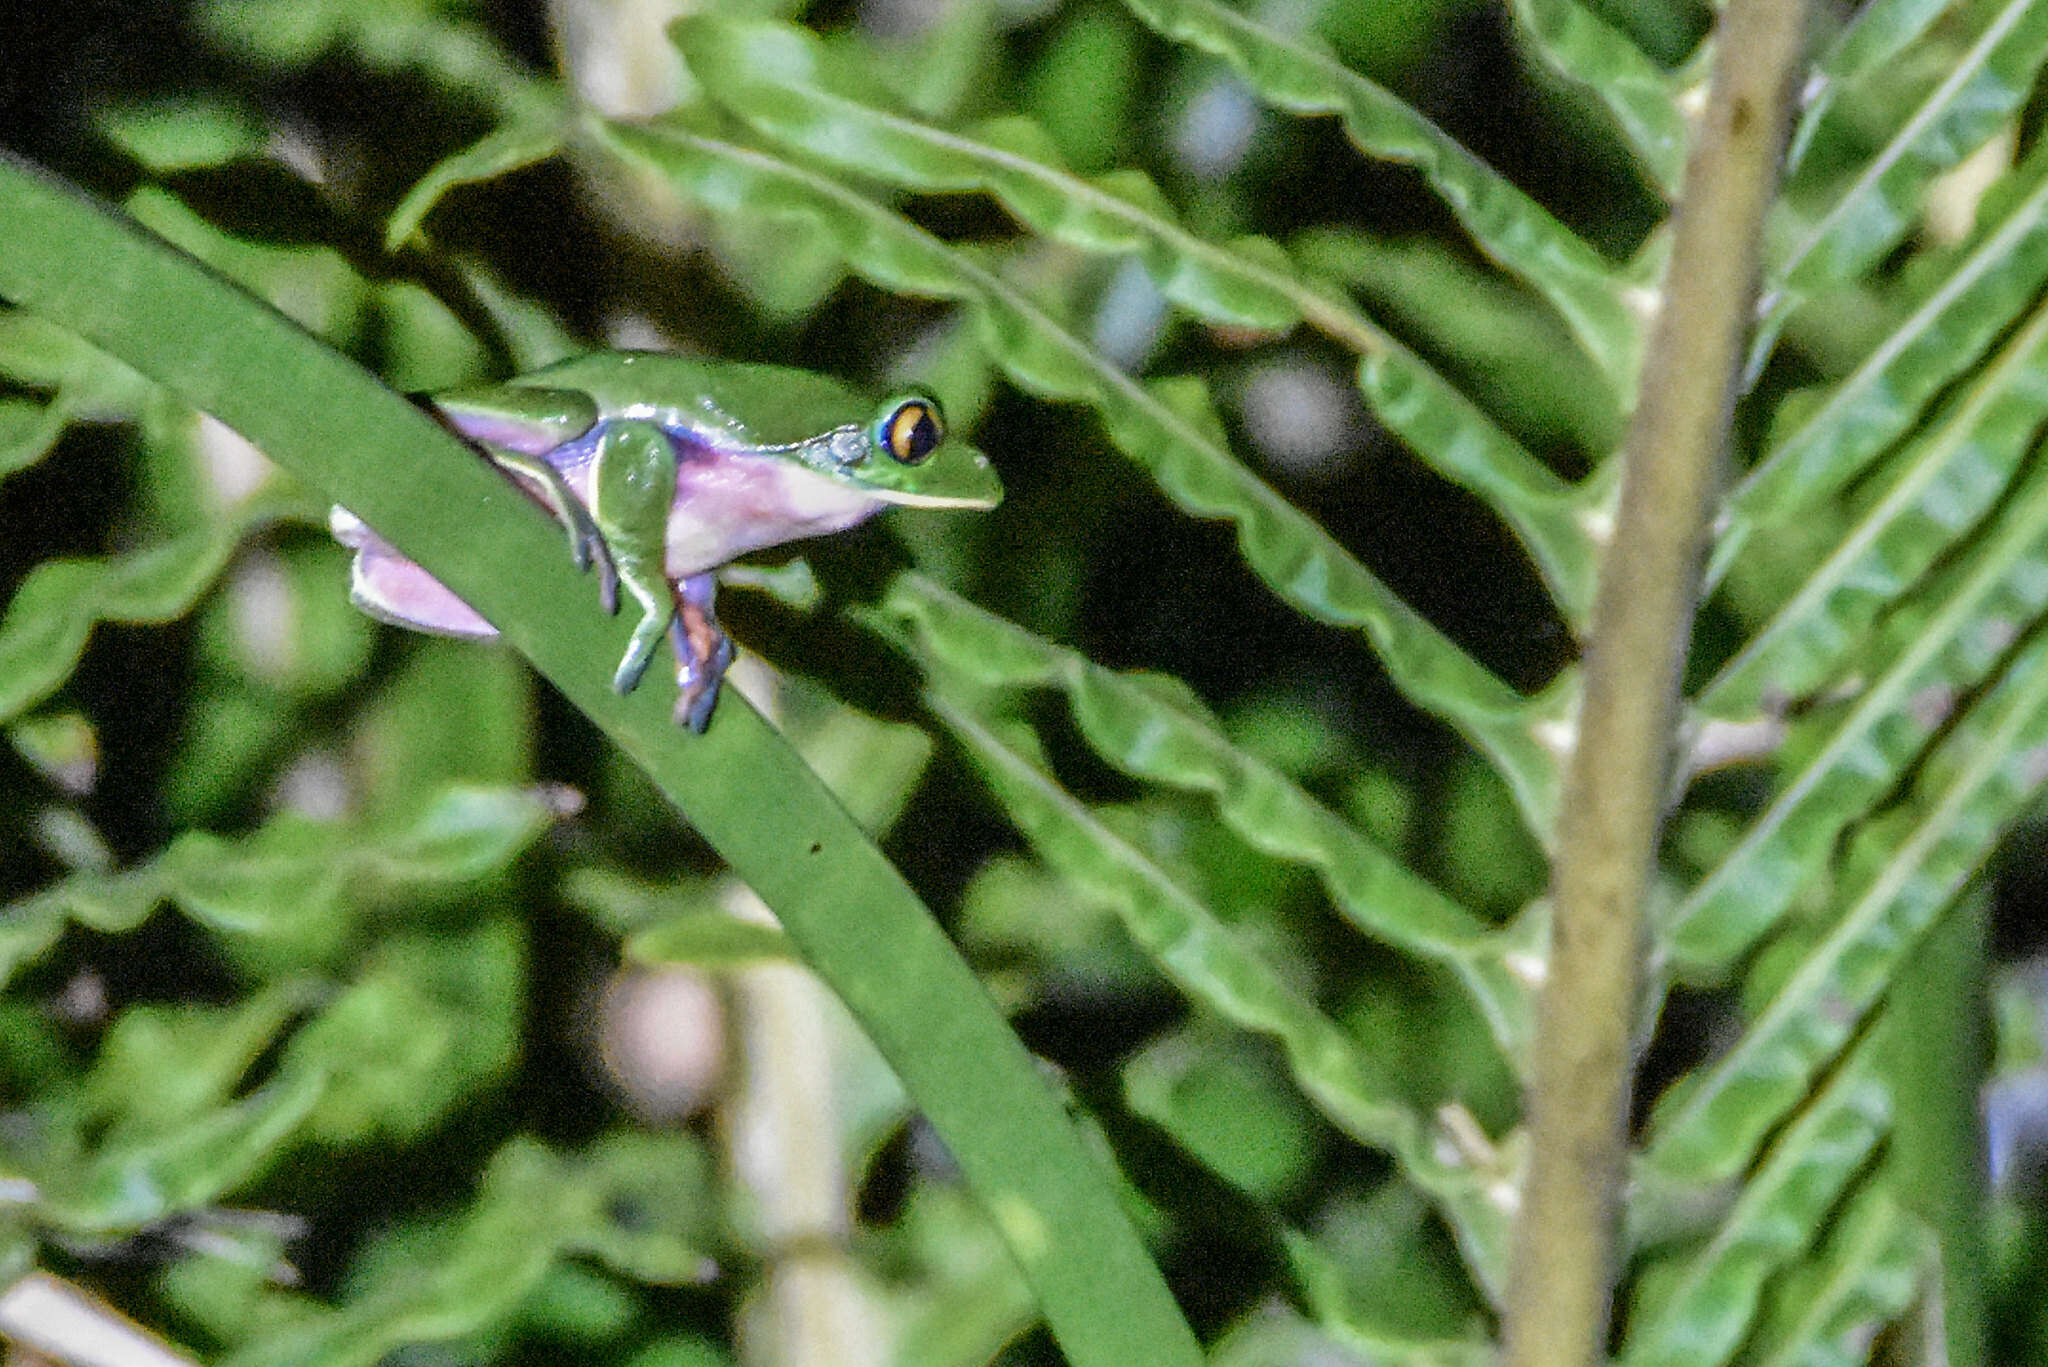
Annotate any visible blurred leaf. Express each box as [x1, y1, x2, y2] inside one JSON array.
[[30, 1071, 329, 1236], [0, 486, 321, 728], [350, 640, 534, 819], [2, 785, 561, 985], [97, 95, 271, 172], [197, 0, 556, 121], [1206, 1304, 1376, 1367], [1784, 0, 1951, 173], [874, 573, 1536, 1058], [1743, 1186, 1930, 1367], [282, 917, 523, 1143], [7, 710, 99, 798], [217, 1133, 715, 1367], [386, 115, 569, 250], [937, 699, 1515, 1296], [1508, 0, 1688, 197], [879, 1184, 1039, 1367], [0, 310, 159, 482], [628, 913, 795, 966], [75, 984, 312, 1132], [1296, 225, 1625, 456], [1123, 1024, 1322, 1202], [1023, 3, 1142, 172], [1284, 1188, 1493, 1362], [1117, 0, 1641, 389]]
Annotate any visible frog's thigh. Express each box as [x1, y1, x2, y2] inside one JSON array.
[[337, 514, 497, 639]]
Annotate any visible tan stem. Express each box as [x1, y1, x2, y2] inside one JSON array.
[[1500, 3, 1808, 1364]]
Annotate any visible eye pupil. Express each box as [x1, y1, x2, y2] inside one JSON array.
[[886, 401, 942, 464]]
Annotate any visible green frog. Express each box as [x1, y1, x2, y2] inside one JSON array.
[[332, 352, 1002, 729]]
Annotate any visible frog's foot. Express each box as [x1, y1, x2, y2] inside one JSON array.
[[611, 565, 675, 697], [669, 573, 735, 733]]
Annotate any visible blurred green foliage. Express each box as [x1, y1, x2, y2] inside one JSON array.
[[4, 0, 2048, 1363]]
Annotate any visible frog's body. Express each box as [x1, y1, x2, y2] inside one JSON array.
[[332, 352, 1001, 730]]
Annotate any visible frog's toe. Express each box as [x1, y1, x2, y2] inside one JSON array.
[[673, 678, 720, 733], [612, 625, 667, 695], [586, 533, 621, 616]]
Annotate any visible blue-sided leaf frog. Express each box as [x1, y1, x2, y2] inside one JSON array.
[[331, 352, 1002, 730]]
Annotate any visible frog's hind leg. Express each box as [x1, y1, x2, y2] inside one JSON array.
[[669, 572, 735, 733], [587, 419, 681, 697], [330, 508, 497, 639]]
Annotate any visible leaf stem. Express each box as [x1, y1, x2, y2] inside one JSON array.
[[1499, 3, 1806, 1364]]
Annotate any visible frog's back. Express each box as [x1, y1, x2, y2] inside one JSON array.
[[518, 351, 873, 450]]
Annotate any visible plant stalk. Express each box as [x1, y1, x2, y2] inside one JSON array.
[[1500, 2, 1807, 1364]]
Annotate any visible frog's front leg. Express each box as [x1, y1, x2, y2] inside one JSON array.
[[586, 419, 681, 696], [670, 572, 736, 733], [484, 445, 621, 615]]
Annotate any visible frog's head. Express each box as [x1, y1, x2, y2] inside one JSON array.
[[814, 394, 1003, 510]]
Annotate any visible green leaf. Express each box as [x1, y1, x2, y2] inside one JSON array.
[[678, 15, 1318, 334], [1652, 630, 2048, 1183], [217, 1134, 715, 1367], [1123, 1024, 1324, 1203], [97, 95, 271, 173], [627, 914, 796, 966], [1743, 1187, 1928, 1367], [1673, 465, 2048, 972], [1784, 0, 1951, 172], [2, 785, 560, 985], [1282, 1191, 1493, 1362], [874, 573, 1536, 1058], [0, 309, 158, 482], [385, 115, 568, 251], [938, 700, 1515, 1297], [1507, 0, 1689, 197], [1771, 0, 2048, 297], [1292, 226, 1625, 457], [1619, 1044, 1891, 1367], [1116, 0, 1641, 390], [74, 985, 312, 1133], [197, 0, 556, 124], [31, 1071, 329, 1236], [1703, 295, 2048, 717], [1358, 349, 1602, 627], [282, 919, 523, 1143], [0, 151, 1203, 1367], [594, 118, 1565, 840], [1721, 140, 2048, 562], [0, 486, 320, 727]]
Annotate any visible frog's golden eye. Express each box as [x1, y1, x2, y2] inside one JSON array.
[[881, 399, 943, 465]]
